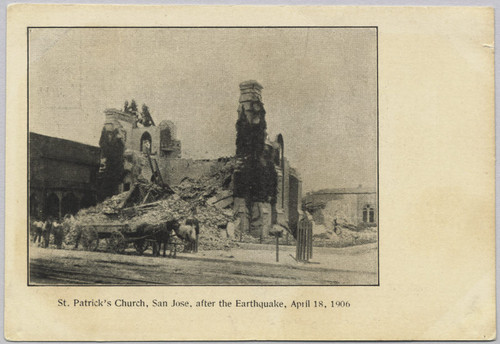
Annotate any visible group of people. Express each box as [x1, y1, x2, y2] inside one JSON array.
[[31, 216, 65, 249], [31, 212, 199, 254]]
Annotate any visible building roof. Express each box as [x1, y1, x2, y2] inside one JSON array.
[[307, 186, 376, 195], [29, 132, 100, 166]]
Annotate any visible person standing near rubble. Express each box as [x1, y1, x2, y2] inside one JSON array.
[[52, 218, 64, 249], [43, 216, 53, 248], [32, 217, 44, 244]]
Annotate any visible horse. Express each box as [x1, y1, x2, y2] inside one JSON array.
[[136, 218, 199, 257], [135, 219, 180, 257], [182, 218, 200, 252]]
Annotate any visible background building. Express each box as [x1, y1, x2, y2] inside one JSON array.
[[29, 132, 100, 219], [303, 186, 377, 227]]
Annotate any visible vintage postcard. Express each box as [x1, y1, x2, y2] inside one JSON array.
[[4, 4, 495, 341]]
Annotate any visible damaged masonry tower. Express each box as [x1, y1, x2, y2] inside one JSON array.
[[233, 81, 279, 239]]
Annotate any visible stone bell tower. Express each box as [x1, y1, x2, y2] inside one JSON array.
[[235, 80, 266, 158], [233, 80, 276, 239]]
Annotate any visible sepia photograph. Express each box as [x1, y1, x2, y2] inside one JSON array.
[[5, 4, 495, 341], [28, 27, 378, 286]]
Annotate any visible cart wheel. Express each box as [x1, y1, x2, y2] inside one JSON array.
[[134, 239, 148, 255], [106, 231, 127, 254], [81, 227, 99, 251]]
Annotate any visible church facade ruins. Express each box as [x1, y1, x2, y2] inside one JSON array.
[[96, 81, 303, 238]]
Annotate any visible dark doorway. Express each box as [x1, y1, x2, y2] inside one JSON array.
[[30, 193, 39, 219], [288, 174, 300, 235], [45, 193, 60, 219], [80, 192, 96, 209], [61, 193, 79, 216], [140, 132, 152, 153]]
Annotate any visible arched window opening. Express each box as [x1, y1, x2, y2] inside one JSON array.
[[274, 148, 281, 166], [277, 134, 284, 168], [161, 127, 172, 147], [363, 204, 375, 223], [276, 134, 285, 209], [140, 131, 152, 154]]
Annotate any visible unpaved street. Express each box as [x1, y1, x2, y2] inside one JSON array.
[[29, 243, 378, 286]]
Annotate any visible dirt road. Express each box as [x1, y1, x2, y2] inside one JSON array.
[[29, 243, 378, 286]]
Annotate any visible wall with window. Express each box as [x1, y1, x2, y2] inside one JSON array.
[[130, 126, 161, 155], [357, 192, 377, 226], [304, 188, 377, 227]]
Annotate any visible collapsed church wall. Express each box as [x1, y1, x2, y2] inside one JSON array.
[[160, 158, 219, 186], [97, 82, 302, 239]]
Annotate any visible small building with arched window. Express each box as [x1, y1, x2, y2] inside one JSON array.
[[303, 186, 377, 227]]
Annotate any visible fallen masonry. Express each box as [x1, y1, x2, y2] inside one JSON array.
[[63, 158, 263, 251]]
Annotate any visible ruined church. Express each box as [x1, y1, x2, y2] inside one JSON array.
[[97, 81, 302, 237]]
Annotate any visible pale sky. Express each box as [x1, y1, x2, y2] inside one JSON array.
[[29, 27, 377, 192]]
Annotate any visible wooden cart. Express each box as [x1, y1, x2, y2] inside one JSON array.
[[78, 224, 153, 254]]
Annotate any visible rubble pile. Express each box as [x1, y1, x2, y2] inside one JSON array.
[[122, 181, 172, 208], [311, 222, 377, 248], [306, 199, 378, 248], [64, 159, 238, 251], [173, 158, 237, 204]]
